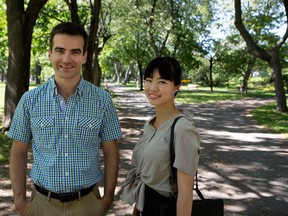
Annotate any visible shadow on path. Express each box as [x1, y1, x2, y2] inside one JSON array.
[[110, 86, 288, 216]]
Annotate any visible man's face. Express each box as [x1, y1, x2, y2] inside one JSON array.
[[48, 34, 87, 81]]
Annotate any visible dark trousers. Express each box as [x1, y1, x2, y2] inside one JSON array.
[[142, 185, 176, 216]]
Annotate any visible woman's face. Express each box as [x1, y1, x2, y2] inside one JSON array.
[[144, 69, 180, 107]]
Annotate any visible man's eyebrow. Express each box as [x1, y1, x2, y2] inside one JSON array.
[[71, 48, 82, 53], [53, 47, 82, 53], [54, 46, 64, 51]]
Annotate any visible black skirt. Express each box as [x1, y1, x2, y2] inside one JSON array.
[[142, 185, 176, 216]]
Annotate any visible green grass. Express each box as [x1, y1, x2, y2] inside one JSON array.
[[176, 87, 287, 134], [176, 88, 274, 104], [251, 103, 288, 134]]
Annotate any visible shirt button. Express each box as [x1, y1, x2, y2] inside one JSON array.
[[65, 153, 68, 157], [64, 135, 68, 138], [65, 117, 69, 121], [89, 124, 93, 128], [65, 172, 69, 176]]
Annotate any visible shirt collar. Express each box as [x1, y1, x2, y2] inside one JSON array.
[[49, 76, 85, 98]]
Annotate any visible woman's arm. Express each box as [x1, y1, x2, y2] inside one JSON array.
[[176, 169, 194, 216]]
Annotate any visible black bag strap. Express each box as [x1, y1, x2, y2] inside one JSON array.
[[169, 116, 205, 200]]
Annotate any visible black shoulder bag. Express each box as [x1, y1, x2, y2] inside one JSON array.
[[169, 116, 224, 216]]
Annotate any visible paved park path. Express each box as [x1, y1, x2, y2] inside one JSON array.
[[1, 86, 288, 216]]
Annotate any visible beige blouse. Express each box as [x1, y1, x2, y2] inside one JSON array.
[[121, 114, 201, 211]]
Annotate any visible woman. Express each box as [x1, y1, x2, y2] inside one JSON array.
[[121, 57, 201, 216]]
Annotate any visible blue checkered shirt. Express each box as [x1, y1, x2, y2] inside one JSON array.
[[8, 77, 122, 193]]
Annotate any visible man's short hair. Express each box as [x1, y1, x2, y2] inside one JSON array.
[[49, 22, 88, 53]]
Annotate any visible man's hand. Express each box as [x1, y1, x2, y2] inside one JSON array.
[[9, 140, 30, 216], [99, 195, 114, 212], [14, 200, 30, 216], [101, 139, 119, 212]]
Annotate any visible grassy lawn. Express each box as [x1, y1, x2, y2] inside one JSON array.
[[176, 87, 287, 134], [176, 87, 274, 104], [0, 83, 287, 165], [251, 102, 288, 134]]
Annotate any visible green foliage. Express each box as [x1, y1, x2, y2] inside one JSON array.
[[30, 1, 71, 80], [242, 0, 285, 47], [0, 83, 4, 115], [283, 73, 288, 93], [0, 2, 8, 76], [0, 0, 287, 91], [249, 77, 270, 87], [0, 133, 12, 165]]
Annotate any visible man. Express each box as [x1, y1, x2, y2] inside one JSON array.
[[8, 22, 122, 216]]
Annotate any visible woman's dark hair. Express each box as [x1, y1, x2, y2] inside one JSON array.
[[49, 22, 88, 53], [144, 57, 182, 85]]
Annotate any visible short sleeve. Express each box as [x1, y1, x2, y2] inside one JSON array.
[[100, 94, 122, 141], [8, 93, 32, 142], [173, 118, 200, 176]]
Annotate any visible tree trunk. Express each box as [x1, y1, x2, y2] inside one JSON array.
[[83, 0, 101, 84], [123, 64, 134, 85], [147, 0, 172, 57], [35, 61, 42, 85], [113, 62, 122, 84], [64, 0, 80, 24], [209, 57, 213, 93], [137, 61, 143, 91], [2, 0, 48, 132], [269, 48, 287, 112], [93, 54, 102, 87], [234, 0, 287, 112], [241, 55, 256, 94]]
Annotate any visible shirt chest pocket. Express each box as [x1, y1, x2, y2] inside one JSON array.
[[31, 117, 55, 151], [77, 117, 102, 146]]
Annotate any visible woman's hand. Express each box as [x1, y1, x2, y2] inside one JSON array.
[[132, 206, 140, 216]]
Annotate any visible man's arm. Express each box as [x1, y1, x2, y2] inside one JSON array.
[[100, 139, 119, 211], [9, 140, 30, 216]]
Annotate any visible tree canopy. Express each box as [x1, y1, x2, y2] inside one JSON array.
[[1, 0, 287, 130]]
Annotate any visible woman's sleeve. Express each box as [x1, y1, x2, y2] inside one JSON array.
[[173, 119, 201, 176]]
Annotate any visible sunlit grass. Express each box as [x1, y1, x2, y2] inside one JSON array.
[[251, 103, 288, 134], [176, 87, 274, 104]]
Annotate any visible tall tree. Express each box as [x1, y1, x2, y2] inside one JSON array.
[[234, 0, 288, 112], [73, 0, 102, 85], [64, 0, 111, 86], [2, 0, 48, 132]]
